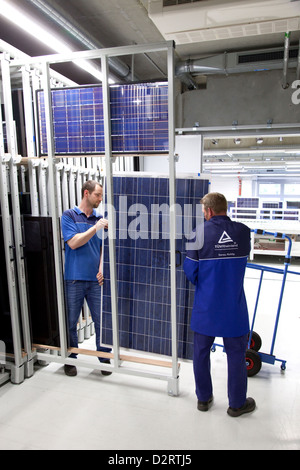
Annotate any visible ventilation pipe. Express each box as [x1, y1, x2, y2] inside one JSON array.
[[282, 31, 290, 89], [176, 44, 300, 88], [175, 54, 226, 82]]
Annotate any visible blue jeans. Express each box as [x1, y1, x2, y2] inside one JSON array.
[[65, 280, 111, 361], [193, 332, 248, 409]]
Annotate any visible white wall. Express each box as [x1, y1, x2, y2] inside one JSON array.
[[209, 175, 254, 201]]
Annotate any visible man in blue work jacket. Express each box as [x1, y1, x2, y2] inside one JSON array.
[[61, 180, 111, 377], [184, 192, 256, 417]]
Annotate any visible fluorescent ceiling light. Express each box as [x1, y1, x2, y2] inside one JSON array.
[[0, 0, 114, 84]]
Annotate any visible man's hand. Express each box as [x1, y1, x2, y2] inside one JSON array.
[[97, 271, 104, 286], [95, 218, 108, 231]]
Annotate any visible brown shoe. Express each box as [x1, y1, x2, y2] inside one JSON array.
[[197, 395, 213, 412], [227, 397, 256, 417], [100, 359, 112, 376]]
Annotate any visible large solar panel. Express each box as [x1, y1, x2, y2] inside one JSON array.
[[100, 176, 209, 360], [36, 82, 169, 155]]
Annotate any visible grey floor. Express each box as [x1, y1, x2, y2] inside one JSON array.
[[0, 257, 299, 450]]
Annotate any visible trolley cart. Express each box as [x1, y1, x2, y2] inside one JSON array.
[[212, 229, 300, 377]]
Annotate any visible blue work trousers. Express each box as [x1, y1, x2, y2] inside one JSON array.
[[193, 332, 248, 409], [65, 280, 111, 360]]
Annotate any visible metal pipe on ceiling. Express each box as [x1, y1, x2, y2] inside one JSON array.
[[176, 44, 300, 88], [282, 31, 290, 89]]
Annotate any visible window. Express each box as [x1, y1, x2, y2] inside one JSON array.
[[284, 183, 300, 195], [258, 183, 281, 196]]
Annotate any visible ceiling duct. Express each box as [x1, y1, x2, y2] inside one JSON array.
[[149, 0, 300, 45]]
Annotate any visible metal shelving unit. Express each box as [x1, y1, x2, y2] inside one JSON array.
[[0, 41, 180, 395]]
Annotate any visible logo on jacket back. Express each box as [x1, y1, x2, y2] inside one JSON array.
[[215, 231, 238, 256], [218, 231, 233, 244]]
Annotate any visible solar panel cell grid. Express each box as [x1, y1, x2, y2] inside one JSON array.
[[37, 82, 169, 155], [101, 176, 209, 360]]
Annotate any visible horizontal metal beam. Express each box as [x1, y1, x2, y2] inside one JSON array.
[[10, 41, 175, 67]]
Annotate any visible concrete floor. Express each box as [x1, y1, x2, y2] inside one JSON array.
[[0, 257, 299, 450]]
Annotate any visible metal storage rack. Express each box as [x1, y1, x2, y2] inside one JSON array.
[[0, 41, 180, 395]]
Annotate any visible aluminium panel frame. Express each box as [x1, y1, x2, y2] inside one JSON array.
[[12, 41, 179, 395]]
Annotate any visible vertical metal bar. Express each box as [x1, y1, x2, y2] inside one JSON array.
[[37, 159, 48, 215], [21, 66, 36, 158], [0, 85, 23, 377], [28, 160, 40, 216], [69, 166, 77, 207], [1, 55, 32, 371], [248, 270, 264, 349], [270, 237, 292, 356], [167, 43, 179, 394], [101, 53, 120, 366], [199, 133, 204, 175], [61, 163, 70, 212], [41, 62, 68, 358], [282, 32, 290, 89], [22, 66, 40, 216]]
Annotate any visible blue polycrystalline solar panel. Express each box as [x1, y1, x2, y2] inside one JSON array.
[[100, 176, 209, 360], [237, 198, 259, 208], [37, 82, 168, 155]]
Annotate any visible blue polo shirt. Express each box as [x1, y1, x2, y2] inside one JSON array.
[[61, 206, 103, 281], [184, 216, 251, 338]]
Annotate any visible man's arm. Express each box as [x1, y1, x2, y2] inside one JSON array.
[[67, 218, 108, 250], [183, 255, 199, 285], [183, 229, 199, 285], [96, 247, 104, 286]]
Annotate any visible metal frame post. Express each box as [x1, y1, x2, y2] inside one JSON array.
[[41, 62, 68, 359], [167, 43, 179, 396], [1, 54, 33, 380], [101, 53, 120, 368]]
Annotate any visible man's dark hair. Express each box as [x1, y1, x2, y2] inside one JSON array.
[[81, 180, 102, 199], [200, 192, 228, 214]]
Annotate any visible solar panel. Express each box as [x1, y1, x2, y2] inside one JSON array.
[[37, 82, 169, 155], [100, 176, 209, 360]]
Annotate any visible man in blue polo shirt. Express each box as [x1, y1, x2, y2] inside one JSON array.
[[184, 192, 256, 417], [61, 180, 111, 377]]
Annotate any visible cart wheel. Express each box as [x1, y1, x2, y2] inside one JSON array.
[[248, 331, 262, 352], [246, 349, 262, 377]]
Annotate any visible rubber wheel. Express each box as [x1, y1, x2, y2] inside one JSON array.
[[246, 349, 262, 377], [248, 331, 262, 352]]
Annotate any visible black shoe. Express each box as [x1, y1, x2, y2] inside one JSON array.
[[100, 359, 112, 376], [227, 397, 256, 417], [197, 395, 213, 412], [64, 364, 77, 377]]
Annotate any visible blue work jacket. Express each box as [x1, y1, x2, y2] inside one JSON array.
[[183, 215, 251, 338]]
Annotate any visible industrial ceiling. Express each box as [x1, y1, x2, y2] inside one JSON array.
[[0, 0, 300, 174]]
